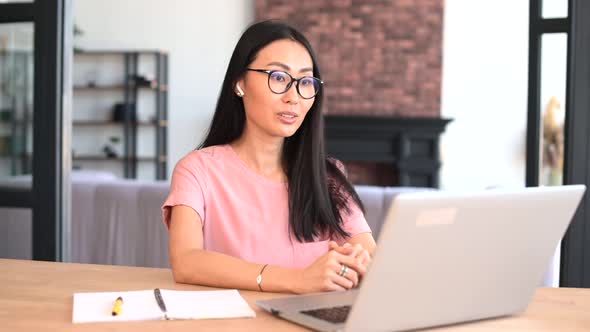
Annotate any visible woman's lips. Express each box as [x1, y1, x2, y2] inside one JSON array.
[[277, 112, 298, 124]]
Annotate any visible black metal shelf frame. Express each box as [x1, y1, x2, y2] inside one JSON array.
[[73, 50, 168, 180]]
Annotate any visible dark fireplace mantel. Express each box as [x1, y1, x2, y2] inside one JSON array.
[[324, 115, 451, 188]]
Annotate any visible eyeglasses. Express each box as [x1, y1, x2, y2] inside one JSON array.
[[246, 68, 323, 99]]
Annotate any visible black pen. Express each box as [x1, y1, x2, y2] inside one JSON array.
[[154, 288, 170, 320]]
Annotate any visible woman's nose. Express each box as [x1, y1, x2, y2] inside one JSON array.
[[282, 82, 300, 104]]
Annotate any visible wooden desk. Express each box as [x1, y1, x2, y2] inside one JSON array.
[[1, 259, 590, 331]]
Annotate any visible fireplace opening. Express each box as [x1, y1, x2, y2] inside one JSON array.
[[341, 161, 398, 187], [324, 115, 450, 188]]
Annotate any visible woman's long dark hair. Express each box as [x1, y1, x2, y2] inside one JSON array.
[[201, 20, 364, 242]]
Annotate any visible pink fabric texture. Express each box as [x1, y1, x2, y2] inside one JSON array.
[[162, 144, 371, 269]]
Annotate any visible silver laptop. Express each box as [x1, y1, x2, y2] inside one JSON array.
[[256, 185, 586, 332]]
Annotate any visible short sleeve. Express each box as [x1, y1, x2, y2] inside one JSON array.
[[161, 154, 207, 229], [337, 197, 372, 242]]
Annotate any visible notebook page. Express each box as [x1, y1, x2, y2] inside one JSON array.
[[73, 290, 162, 323], [161, 289, 256, 320]]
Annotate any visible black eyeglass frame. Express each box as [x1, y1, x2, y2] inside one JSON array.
[[246, 68, 324, 99]]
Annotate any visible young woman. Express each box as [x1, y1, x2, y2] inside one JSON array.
[[162, 20, 376, 294]]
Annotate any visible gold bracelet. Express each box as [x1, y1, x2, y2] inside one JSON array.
[[256, 264, 269, 292]]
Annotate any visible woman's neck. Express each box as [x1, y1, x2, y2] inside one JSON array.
[[230, 132, 285, 182]]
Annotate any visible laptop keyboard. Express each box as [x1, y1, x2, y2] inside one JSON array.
[[300, 305, 351, 324]]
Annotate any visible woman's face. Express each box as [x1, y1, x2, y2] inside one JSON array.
[[237, 39, 317, 139]]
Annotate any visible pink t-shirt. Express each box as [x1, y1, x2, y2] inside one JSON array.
[[162, 144, 371, 269]]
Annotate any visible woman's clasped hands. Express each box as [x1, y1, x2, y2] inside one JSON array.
[[293, 241, 372, 294]]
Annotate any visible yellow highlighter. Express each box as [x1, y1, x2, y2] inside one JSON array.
[[111, 296, 123, 316]]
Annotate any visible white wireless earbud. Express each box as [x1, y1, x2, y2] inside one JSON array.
[[236, 84, 244, 97]]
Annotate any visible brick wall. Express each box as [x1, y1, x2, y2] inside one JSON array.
[[255, 0, 443, 117]]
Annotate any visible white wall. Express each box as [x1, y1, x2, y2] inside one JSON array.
[[441, 0, 567, 287], [440, 0, 529, 190], [74, 0, 254, 179]]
